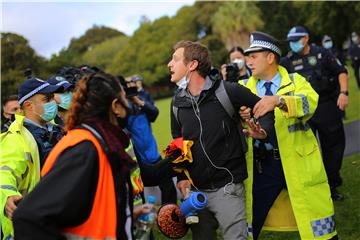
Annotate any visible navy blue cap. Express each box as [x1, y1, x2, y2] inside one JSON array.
[[47, 75, 73, 91], [18, 77, 64, 105], [244, 31, 282, 56], [322, 35, 332, 44], [287, 26, 308, 41]]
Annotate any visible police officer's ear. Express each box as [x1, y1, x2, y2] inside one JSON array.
[[266, 52, 277, 65], [22, 96, 37, 111], [302, 35, 309, 45]]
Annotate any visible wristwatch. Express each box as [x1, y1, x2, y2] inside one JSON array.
[[277, 96, 286, 109], [340, 90, 349, 96]]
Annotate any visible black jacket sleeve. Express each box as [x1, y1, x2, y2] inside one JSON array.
[[13, 141, 99, 239], [135, 149, 176, 186], [224, 81, 260, 110], [225, 81, 274, 134]]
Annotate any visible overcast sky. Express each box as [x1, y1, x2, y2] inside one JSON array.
[[2, 0, 195, 58]]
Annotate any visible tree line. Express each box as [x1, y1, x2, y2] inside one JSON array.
[[2, 1, 360, 99]]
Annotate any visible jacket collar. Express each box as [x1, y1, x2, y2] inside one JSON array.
[[177, 75, 214, 98], [8, 113, 26, 133]]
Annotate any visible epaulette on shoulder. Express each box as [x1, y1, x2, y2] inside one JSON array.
[[286, 51, 293, 58]]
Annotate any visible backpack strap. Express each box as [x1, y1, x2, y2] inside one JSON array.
[[215, 80, 248, 153], [172, 96, 180, 127], [215, 80, 237, 121]]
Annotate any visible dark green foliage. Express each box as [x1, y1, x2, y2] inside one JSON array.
[[68, 25, 125, 54], [2, 2, 360, 99], [1, 32, 45, 99]]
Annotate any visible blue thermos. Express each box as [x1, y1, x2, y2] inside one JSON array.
[[179, 192, 207, 218]]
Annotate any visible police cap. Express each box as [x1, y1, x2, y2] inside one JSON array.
[[287, 26, 308, 42], [244, 31, 282, 56], [18, 77, 64, 106]]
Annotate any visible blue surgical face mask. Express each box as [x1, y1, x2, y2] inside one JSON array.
[[290, 39, 304, 53], [352, 36, 358, 43], [39, 100, 58, 122], [176, 70, 190, 89], [58, 92, 72, 110], [323, 41, 333, 49]]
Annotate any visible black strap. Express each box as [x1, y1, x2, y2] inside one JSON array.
[[215, 81, 248, 153]]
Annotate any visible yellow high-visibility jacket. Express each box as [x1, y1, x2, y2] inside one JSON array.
[[241, 66, 336, 240], [0, 114, 40, 240]]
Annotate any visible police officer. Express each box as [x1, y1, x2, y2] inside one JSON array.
[[0, 77, 64, 239], [280, 26, 349, 201], [348, 32, 360, 89], [240, 31, 337, 240], [322, 35, 346, 65]]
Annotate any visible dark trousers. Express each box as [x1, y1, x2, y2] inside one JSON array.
[[252, 155, 286, 240], [309, 99, 345, 189], [352, 60, 360, 88]]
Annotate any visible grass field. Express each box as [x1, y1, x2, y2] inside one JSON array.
[[343, 65, 360, 124], [151, 65, 360, 239]]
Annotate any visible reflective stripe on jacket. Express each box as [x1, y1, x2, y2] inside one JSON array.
[[125, 141, 144, 205], [241, 66, 336, 240], [0, 114, 40, 240], [42, 129, 117, 239]]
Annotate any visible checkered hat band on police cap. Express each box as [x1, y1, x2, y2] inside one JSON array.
[[19, 82, 50, 105], [250, 40, 282, 56]]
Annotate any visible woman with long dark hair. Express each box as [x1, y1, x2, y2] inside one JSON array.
[[13, 72, 143, 239]]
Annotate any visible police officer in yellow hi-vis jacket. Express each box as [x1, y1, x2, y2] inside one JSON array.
[[239, 32, 337, 240], [0, 78, 63, 240]]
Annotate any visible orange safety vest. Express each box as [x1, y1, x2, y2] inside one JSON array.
[[42, 129, 117, 239]]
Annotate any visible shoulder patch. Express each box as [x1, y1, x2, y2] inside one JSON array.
[[308, 56, 317, 66]]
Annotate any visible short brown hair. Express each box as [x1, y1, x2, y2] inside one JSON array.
[[174, 40, 212, 78]]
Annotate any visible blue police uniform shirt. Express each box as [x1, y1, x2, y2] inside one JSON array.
[[254, 72, 282, 150], [24, 118, 62, 168], [256, 72, 282, 97]]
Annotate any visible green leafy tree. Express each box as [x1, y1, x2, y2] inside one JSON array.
[[299, 1, 360, 48], [257, 2, 360, 52], [45, 48, 80, 74], [1, 32, 45, 98], [212, 2, 264, 50], [68, 25, 125, 54], [46, 25, 126, 75], [108, 6, 200, 86], [82, 35, 129, 70]]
